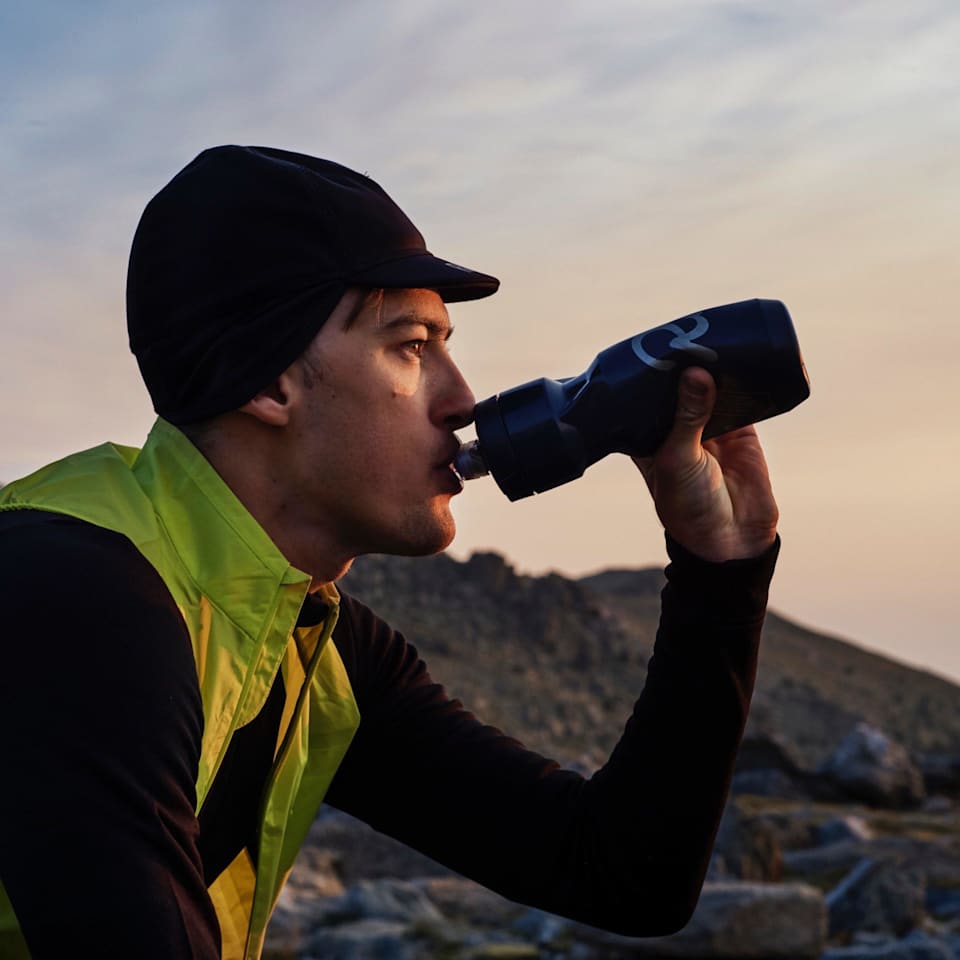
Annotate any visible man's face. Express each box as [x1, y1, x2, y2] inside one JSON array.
[[288, 287, 475, 561]]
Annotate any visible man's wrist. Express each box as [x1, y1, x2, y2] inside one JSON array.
[[665, 531, 780, 569], [660, 532, 780, 633]]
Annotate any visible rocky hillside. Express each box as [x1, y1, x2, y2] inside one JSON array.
[[266, 550, 960, 959], [339, 550, 960, 771]]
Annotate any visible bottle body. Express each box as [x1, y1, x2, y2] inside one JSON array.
[[457, 298, 809, 501]]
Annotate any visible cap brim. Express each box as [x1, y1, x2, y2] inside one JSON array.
[[349, 253, 499, 303]]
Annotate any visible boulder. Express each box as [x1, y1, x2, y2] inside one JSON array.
[[820, 723, 925, 809], [731, 734, 813, 799], [512, 908, 572, 947], [826, 857, 926, 939], [267, 878, 448, 959], [817, 815, 875, 846], [572, 881, 826, 958], [322, 879, 445, 927], [265, 853, 345, 959], [708, 804, 783, 882], [735, 733, 805, 776], [924, 844, 960, 921], [414, 876, 525, 929], [731, 767, 809, 799], [264, 886, 316, 959], [918, 752, 960, 798], [754, 809, 819, 852], [784, 840, 867, 886], [926, 885, 960, 921], [465, 942, 543, 959], [305, 919, 416, 960], [819, 929, 954, 960]]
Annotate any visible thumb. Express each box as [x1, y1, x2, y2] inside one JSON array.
[[667, 367, 716, 450], [631, 367, 717, 487]]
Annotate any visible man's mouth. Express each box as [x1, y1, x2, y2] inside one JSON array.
[[437, 441, 466, 491]]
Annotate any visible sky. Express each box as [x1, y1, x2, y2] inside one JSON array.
[[2, 1, 958, 680]]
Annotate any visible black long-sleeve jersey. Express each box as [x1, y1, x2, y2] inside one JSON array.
[[0, 509, 776, 957]]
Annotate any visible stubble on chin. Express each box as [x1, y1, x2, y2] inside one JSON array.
[[390, 505, 457, 558]]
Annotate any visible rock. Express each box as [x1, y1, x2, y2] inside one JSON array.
[[511, 908, 571, 947], [754, 809, 819, 851], [708, 803, 783, 882], [731, 733, 815, 799], [901, 930, 958, 960], [268, 878, 451, 958], [820, 723, 925, 809], [264, 888, 313, 958], [918, 753, 960, 798], [826, 857, 927, 938], [819, 929, 954, 959], [283, 846, 346, 898], [464, 943, 541, 959], [322, 879, 445, 927], [571, 881, 826, 958], [736, 733, 805, 776], [925, 886, 960, 922], [305, 919, 416, 960], [415, 876, 525, 928], [817, 815, 875, 846], [919, 844, 960, 922], [784, 840, 867, 886], [265, 865, 345, 959], [731, 767, 809, 799]]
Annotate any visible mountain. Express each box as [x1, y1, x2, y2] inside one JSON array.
[[339, 551, 960, 771]]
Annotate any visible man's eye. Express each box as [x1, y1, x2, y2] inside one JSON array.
[[403, 340, 427, 358]]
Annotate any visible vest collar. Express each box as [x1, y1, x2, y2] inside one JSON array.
[[132, 418, 337, 617]]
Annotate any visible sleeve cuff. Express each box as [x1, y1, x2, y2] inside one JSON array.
[[660, 532, 781, 631]]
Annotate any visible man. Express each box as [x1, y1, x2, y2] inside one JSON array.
[[0, 146, 779, 959]]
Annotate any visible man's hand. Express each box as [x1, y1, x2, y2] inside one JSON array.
[[632, 367, 779, 563]]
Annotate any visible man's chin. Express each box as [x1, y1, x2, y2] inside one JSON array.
[[391, 512, 456, 557], [353, 503, 457, 558], [398, 525, 456, 558]]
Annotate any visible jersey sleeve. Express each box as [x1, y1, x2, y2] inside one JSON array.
[[0, 512, 220, 958], [325, 535, 778, 936]]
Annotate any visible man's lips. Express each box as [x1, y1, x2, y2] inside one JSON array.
[[434, 441, 466, 491], [435, 439, 464, 473]]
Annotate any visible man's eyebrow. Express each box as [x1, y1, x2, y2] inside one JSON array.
[[380, 313, 454, 340]]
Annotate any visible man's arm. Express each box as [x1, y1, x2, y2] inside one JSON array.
[[326, 534, 773, 935], [326, 368, 779, 935], [0, 513, 220, 958]]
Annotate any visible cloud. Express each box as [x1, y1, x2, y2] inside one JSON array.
[[2, 0, 959, 670]]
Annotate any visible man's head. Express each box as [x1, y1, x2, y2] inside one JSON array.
[[127, 145, 498, 425], [126, 147, 499, 580], [232, 285, 475, 567]]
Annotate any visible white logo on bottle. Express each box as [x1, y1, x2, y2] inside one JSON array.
[[630, 313, 719, 371]]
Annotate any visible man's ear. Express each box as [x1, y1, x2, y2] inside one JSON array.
[[238, 367, 302, 427]]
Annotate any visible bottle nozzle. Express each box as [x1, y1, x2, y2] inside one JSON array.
[[452, 439, 490, 481]]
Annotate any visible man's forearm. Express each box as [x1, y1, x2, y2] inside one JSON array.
[[326, 540, 776, 935]]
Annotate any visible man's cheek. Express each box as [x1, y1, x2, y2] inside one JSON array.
[[386, 365, 423, 399]]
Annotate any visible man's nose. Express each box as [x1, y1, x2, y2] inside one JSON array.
[[436, 359, 476, 431]]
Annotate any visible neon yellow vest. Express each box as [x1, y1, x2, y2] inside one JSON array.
[[0, 418, 360, 959]]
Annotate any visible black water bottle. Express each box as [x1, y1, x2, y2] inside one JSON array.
[[454, 298, 809, 501]]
